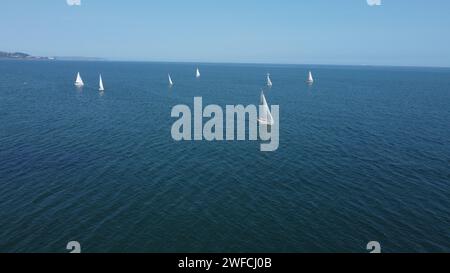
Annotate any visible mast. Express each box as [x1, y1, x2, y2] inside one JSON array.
[[307, 71, 314, 83], [99, 74, 104, 91], [258, 91, 274, 125], [267, 73, 273, 87]]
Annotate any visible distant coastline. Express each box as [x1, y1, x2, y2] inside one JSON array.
[[0, 51, 53, 60], [0, 51, 106, 61], [52, 56, 107, 61]]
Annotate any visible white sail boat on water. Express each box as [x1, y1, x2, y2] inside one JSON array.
[[266, 73, 273, 87], [258, 90, 274, 125], [168, 74, 174, 86], [307, 71, 314, 84], [74, 72, 84, 87], [196, 68, 201, 78], [99, 74, 104, 91]]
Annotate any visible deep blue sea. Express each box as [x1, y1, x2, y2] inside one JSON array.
[[0, 60, 449, 253]]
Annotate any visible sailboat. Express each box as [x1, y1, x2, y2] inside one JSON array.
[[196, 68, 201, 78], [266, 73, 273, 87], [258, 90, 274, 125], [74, 72, 84, 87], [307, 71, 314, 84], [99, 74, 104, 91], [168, 74, 174, 86]]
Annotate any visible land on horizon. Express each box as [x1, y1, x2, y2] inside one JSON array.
[[0, 51, 52, 60], [0, 51, 105, 61]]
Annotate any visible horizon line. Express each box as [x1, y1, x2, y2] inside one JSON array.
[[2, 56, 450, 69], [48, 58, 450, 69]]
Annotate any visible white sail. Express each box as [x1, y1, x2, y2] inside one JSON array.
[[168, 74, 173, 86], [267, 73, 273, 87], [99, 74, 104, 91], [75, 72, 84, 87], [307, 71, 314, 83], [258, 91, 274, 125], [196, 68, 201, 78]]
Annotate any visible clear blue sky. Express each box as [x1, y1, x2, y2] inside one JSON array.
[[1, 0, 449, 66]]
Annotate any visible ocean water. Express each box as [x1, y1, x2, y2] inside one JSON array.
[[0, 60, 449, 253]]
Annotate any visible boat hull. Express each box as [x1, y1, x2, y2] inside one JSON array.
[[258, 118, 274, 126]]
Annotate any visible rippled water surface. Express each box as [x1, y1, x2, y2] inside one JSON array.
[[0, 60, 449, 252]]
